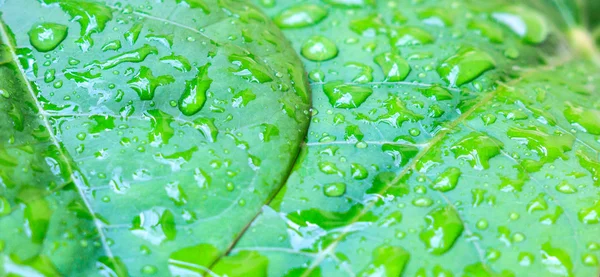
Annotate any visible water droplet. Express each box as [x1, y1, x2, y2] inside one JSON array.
[[124, 23, 143, 45], [146, 109, 175, 146], [131, 208, 176, 245], [481, 113, 497, 125], [412, 197, 434, 207], [389, 27, 434, 46], [44, 69, 56, 83], [556, 181, 578, 194], [301, 36, 338, 61], [564, 102, 600, 135], [541, 242, 573, 276], [288, 204, 376, 230], [526, 193, 548, 213], [349, 14, 386, 37], [323, 81, 372, 109], [492, 6, 549, 44], [437, 47, 496, 86], [128, 66, 175, 100], [578, 201, 600, 224], [141, 265, 158, 275], [431, 167, 461, 192], [419, 206, 464, 255], [418, 8, 453, 26], [382, 144, 419, 167], [374, 52, 410, 82], [318, 161, 344, 176], [359, 245, 409, 276], [102, 40, 122, 52], [468, 20, 504, 43], [274, 4, 328, 28], [89, 44, 158, 70], [420, 86, 453, 101], [576, 151, 600, 186], [0, 196, 11, 217], [476, 219, 489, 230], [323, 182, 346, 197], [160, 54, 192, 72], [451, 132, 503, 170], [228, 52, 273, 83], [582, 254, 598, 266], [519, 252, 534, 266], [409, 128, 420, 137], [28, 23, 68, 52], [351, 163, 368, 180], [179, 63, 212, 116], [226, 182, 235, 191], [165, 182, 188, 206], [323, 0, 375, 8]]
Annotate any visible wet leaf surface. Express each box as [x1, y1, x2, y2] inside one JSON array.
[[0, 0, 309, 276], [2, 0, 600, 276], [232, 0, 600, 276]]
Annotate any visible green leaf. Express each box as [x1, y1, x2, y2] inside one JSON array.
[[3, 0, 600, 277], [0, 0, 309, 276], [222, 0, 599, 276]]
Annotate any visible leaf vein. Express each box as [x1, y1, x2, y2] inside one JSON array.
[[0, 19, 118, 268]]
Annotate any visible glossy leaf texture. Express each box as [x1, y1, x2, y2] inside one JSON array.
[[218, 0, 600, 276], [0, 0, 310, 276]]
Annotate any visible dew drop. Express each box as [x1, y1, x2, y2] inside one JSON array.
[[274, 4, 328, 28], [437, 47, 496, 86], [301, 36, 338, 62], [323, 182, 346, 197], [28, 23, 68, 52]]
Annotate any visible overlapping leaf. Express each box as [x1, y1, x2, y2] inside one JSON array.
[[219, 0, 600, 276], [0, 0, 309, 276]]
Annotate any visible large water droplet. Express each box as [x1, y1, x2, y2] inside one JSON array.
[[273, 4, 328, 28], [389, 27, 434, 46], [323, 81, 372, 109], [128, 66, 175, 100], [89, 44, 158, 69], [418, 8, 453, 26], [349, 14, 386, 37], [431, 167, 461, 192], [323, 182, 346, 197], [437, 47, 496, 86], [564, 102, 600, 135], [451, 132, 503, 170], [419, 206, 464, 255], [28, 23, 68, 52], [540, 242, 573, 276], [179, 63, 212, 116], [578, 201, 600, 224], [359, 245, 410, 276], [130, 208, 177, 245], [374, 52, 410, 82], [492, 5, 548, 44], [468, 20, 504, 43], [301, 36, 338, 61]]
